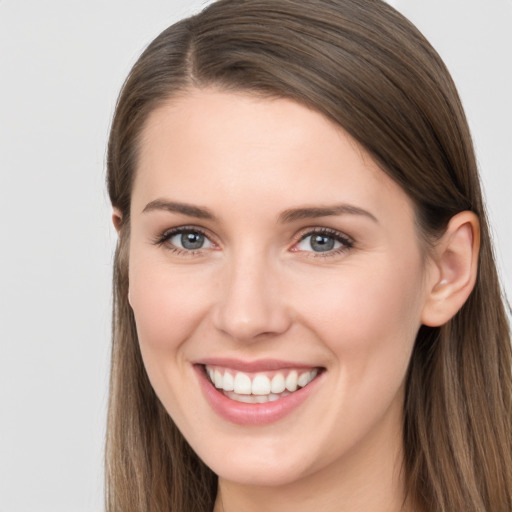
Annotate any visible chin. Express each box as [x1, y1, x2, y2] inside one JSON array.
[[207, 452, 312, 487]]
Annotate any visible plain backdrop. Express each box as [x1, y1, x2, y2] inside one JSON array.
[[0, 1, 510, 511]]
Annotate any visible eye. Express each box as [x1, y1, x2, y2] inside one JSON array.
[[155, 227, 215, 253], [294, 228, 353, 255], [170, 230, 213, 250]]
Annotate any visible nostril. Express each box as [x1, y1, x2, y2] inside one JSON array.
[[213, 311, 292, 343]]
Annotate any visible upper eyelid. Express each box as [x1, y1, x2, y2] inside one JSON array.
[[154, 225, 215, 246], [294, 226, 353, 243], [162, 225, 211, 238]]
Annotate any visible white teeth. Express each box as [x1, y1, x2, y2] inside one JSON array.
[[235, 394, 255, 404], [223, 371, 234, 391], [298, 371, 312, 388], [205, 366, 320, 401], [285, 370, 298, 392], [271, 373, 286, 393], [234, 372, 252, 395], [252, 375, 271, 395], [214, 369, 223, 389], [224, 390, 292, 404]]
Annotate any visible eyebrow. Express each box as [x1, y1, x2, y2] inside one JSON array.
[[142, 199, 216, 220], [142, 199, 377, 224], [278, 204, 378, 223]]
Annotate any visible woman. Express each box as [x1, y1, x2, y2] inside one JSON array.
[[105, 0, 512, 510]]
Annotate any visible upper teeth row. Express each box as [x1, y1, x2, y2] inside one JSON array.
[[206, 366, 318, 395]]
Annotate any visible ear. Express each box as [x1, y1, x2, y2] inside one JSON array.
[[421, 211, 480, 327], [112, 207, 123, 233], [111, 207, 133, 306]]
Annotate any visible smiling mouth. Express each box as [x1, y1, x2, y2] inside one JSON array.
[[203, 364, 322, 404]]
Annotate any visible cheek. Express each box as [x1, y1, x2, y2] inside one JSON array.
[[128, 259, 212, 352], [291, 254, 425, 373], [286, 257, 425, 459], [339, 256, 419, 326], [127, 258, 214, 423]]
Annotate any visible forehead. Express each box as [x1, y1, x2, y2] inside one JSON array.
[[132, 88, 413, 221]]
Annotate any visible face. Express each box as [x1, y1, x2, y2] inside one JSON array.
[[127, 89, 430, 488]]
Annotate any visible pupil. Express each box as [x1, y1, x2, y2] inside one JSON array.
[[181, 232, 204, 250], [311, 234, 334, 252]]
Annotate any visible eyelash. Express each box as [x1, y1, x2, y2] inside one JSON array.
[[153, 226, 214, 256], [153, 226, 354, 258], [293, 227, 354, 257]]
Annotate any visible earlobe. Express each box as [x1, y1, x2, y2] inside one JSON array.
[[112, 207, 123, 233], [421, 211, 480, 327]]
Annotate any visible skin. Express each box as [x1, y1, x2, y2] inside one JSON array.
[[121, 89, 479, 512]]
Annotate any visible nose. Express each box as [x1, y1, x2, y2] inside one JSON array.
[[212, 251, 292, 342]]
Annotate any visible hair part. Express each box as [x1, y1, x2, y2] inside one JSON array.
[[106, 1, 512, 510]]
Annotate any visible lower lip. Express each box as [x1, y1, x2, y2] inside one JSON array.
[[194, 365, 323, 425]]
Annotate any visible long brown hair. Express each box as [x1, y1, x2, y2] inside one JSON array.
[[105, 1, 512, 510]]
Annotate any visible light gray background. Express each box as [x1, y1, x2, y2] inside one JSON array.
[[0, 1, 510, 511]]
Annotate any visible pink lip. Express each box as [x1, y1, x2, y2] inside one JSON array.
[[194, 363, 324, 426], [196, 357, 317, 372]]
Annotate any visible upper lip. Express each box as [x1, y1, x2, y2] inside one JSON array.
[[195, 357, 321, 373]]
